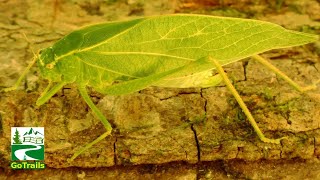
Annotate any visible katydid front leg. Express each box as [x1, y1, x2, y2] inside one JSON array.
[[2, 57, 37, 92], [36, 81, 67, 106]]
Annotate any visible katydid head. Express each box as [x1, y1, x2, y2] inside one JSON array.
[[38, 47, 61, 82]]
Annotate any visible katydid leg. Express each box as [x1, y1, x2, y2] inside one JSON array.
[[209, 56, 286, 144], [36, 81, 67, 106], [3, 57, 37, 92], [252, 54, 319, 92], [69, 131, 111, 162], [40, 81, 53, 97], [78, 85, 112, 131], [69, 85, 112, 161]]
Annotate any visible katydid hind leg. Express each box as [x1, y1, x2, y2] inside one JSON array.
[[252, 54, 319, 92], [69, 85, 112, 161], [36, 81, 67, 106], [208, 56, 286, 144]]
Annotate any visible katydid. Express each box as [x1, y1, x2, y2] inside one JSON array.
[[3, 14, 319, 161]]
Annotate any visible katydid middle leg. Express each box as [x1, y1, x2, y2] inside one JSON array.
[[69, 85, 113, 161]]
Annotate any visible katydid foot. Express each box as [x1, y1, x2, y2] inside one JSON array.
[[259, 135, 288, 144], [298, 79, 320, 92], [68, 129, 112, 162]]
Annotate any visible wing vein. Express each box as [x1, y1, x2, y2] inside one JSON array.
[[79, 19, 147, 52], [90, 51, 195, 61], [75, 56, 138, 78]]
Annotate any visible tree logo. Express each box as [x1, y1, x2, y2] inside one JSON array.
[[10, 127, 45, 169]]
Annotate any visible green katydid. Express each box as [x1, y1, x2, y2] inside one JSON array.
[[3, 14, 319, 161]]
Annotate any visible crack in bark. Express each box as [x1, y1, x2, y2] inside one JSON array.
[[114, 137, 117, 165], [242, 60, 249, 81], [280, 140, 284, 159], [200, 88, 207, 113], [0, 113, 2, 134], [313, 136, 316, 157], [193, 88, 208, 162], [236, 147, 240, 159], [191, 124, 200, 162]]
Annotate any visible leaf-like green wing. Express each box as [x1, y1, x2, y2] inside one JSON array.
[[96, 56, 214, 95], [52, 18, 145, 57], [55, 14, 318, 89], [76, 15, 317, 74]]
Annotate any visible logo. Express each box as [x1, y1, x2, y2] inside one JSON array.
[[10, 127, 45, 169]]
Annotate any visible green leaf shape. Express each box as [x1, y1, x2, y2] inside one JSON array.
[[96, 56, 215, 95], [53, 14, 318, 91], [52, 18, 144, 57]]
